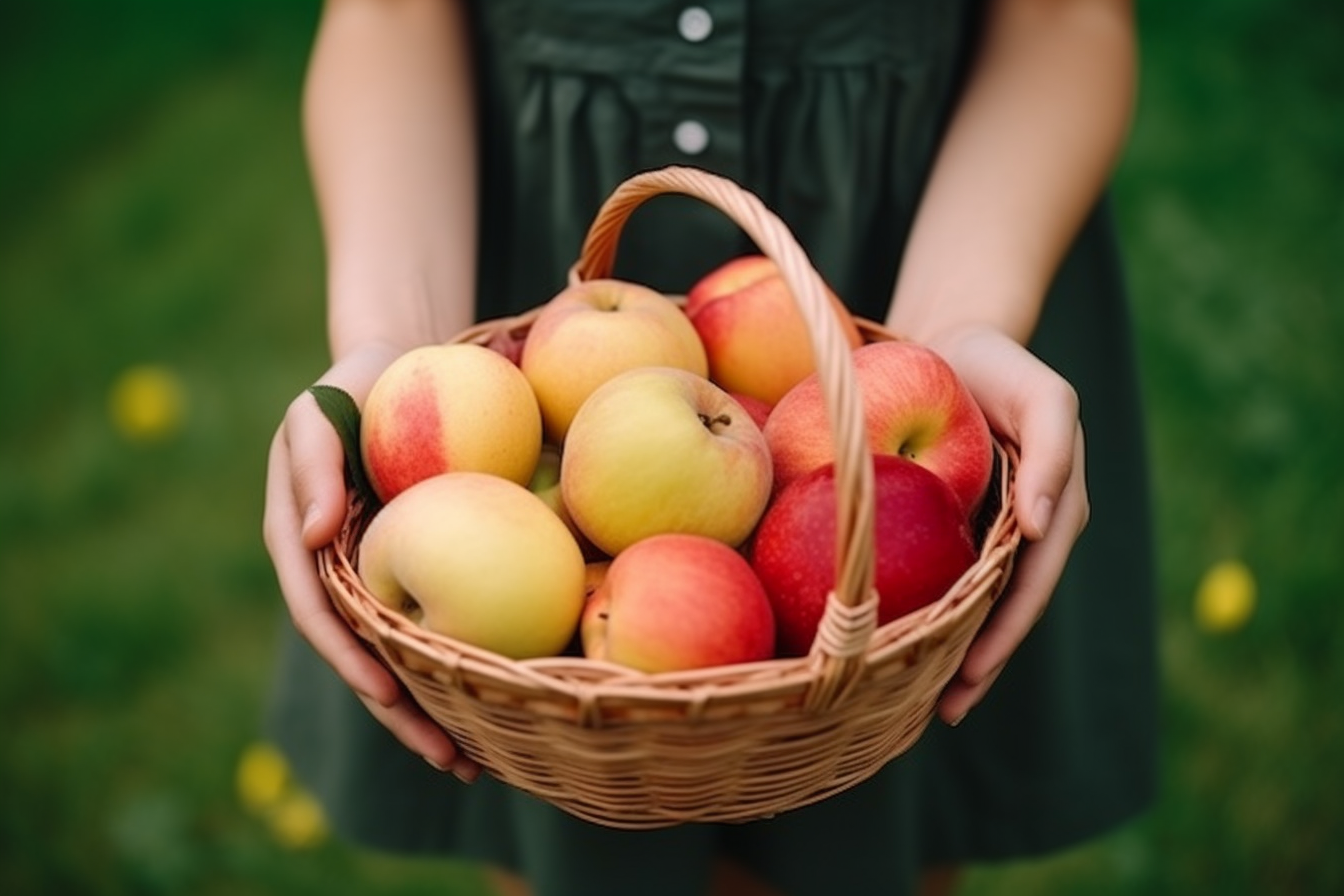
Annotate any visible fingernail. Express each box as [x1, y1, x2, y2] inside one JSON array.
[[948, 711, 967, 728], [1031, 497, 1055, 537], [451, 760, 481, 784], [300, 503, 321, 538], [424, 756, 448, 773]]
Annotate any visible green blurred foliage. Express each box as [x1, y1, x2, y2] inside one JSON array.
[[1, 1, 1341, 894]]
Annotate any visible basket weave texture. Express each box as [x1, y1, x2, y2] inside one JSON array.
[[318, 166, 1021, 830]]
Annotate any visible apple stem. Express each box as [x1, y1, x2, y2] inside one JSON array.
[[698, 412, 734, 432]]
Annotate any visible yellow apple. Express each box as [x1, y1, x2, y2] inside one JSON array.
[[357, 472, 587, 659], [519, 279, 708, 443], [560, 366, 773, 556], [360, 343, 542, 503]]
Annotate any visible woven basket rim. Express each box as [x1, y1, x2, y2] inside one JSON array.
[[319, 340, 1019, 725]]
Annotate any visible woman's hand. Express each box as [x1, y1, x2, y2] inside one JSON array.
[[262, 341, 481, 782], [926, 325, 1091, 726]]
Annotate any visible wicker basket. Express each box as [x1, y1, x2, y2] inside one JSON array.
[[318, 166, 1022, 830]]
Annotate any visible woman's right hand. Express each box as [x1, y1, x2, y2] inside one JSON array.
[[262, 341, 481, 783]]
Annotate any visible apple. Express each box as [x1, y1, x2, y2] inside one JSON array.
[[360, 342, 542, 503], [357, 472, 588, 659], [483, 324, 528, 366], [520, 278, 708, 442], [684, 254, 864, 407], [729, 391, 773, 430], [527, 443, 603, 560], [763, 339, 993, 516], [751, 454, 978, 658], [581, 533, 776, 672], [560, 366, 773, 556], [584, 559, 612, 598]]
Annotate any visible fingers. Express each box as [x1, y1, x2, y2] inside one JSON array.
[[926, 326, 1080, 542], [262, 341, 482, 779], [291, 342, 406, 548], [937, 664, 1005, 727], [923, 327, 1090, 724], [264, 412, 478, 781], [357, 691, 482, 783], [264, 427, 403, 708], [262, 339, 408, 701], [937, 423, 1088, 725]]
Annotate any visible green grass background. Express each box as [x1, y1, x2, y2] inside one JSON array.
[[2, 1, 1340, 893]]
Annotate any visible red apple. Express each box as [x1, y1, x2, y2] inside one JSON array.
[[581, 533, 776, 672], [684, 254, 864, 407], [750, 454, 978, 658], [764, 340, 993, 517], [729, 391, 773, 430]]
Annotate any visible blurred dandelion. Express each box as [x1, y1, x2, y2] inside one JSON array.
[[108, 364, 186, 442], [268, 790, 330, 850], [235, 742, 291, 813], [235, 741, 329, 850], [1194, 559, 1257, 633]]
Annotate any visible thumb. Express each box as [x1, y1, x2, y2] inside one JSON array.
[[1005, 376, 1083, 543], [284, 391, 351, 551], [289, 342, 407, 550]]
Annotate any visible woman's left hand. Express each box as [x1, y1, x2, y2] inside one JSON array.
[[926, 324, 1091, 725]]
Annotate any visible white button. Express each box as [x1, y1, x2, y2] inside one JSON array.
[[678, 6, 714, 43], [673, 120, 710, 155]]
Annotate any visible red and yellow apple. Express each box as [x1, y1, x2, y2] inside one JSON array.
[[684, 254, 864, 407], [581, 533, 776, 672], [751, 454, 978, 657], [763, 340, 993, 516], [560, 366, 773, 556], [520, 279, 708, 442], [357, 472, 588, 659], [360, 343, 542, 503]]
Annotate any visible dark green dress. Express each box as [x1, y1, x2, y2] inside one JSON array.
[[268, 1, 1159, 893]]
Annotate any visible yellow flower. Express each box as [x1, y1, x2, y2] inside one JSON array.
[[1195, 559, 1257, 633], [236, 742, 291, 813], [108, 364, 186, 442], [268, 791, 329, 850]]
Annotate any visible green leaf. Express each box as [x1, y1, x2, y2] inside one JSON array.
[[307, 384, 380, 510]]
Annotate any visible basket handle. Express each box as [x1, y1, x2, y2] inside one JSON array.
[[569, 166, 879, 696]]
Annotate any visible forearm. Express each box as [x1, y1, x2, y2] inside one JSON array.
[[305, 0, 479, 360], [887, 0, 1136, 345]]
